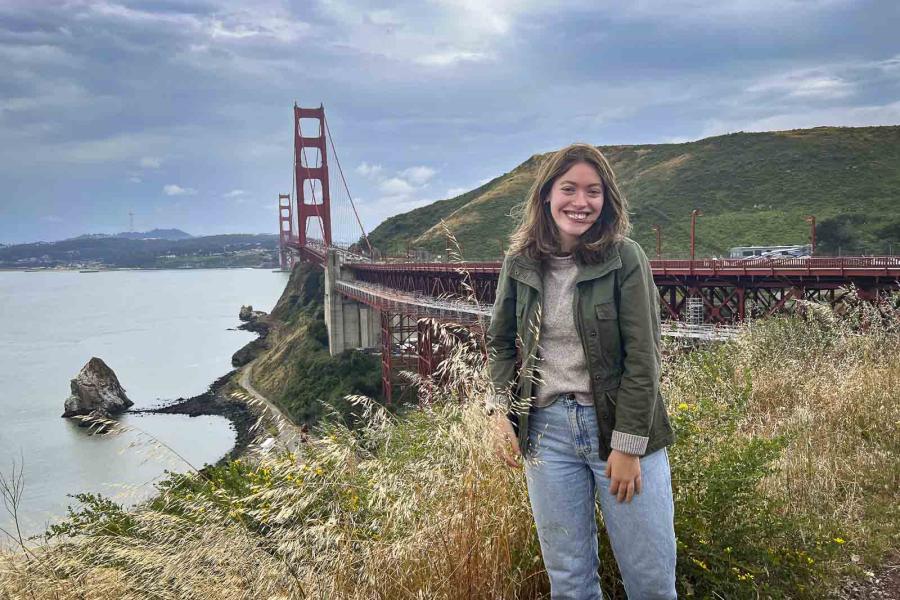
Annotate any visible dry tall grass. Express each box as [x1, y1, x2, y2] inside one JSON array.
[[1, 291, 897, 599], [736, 301, 899, 556]]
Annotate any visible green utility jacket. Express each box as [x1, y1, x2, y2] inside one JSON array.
[[486, 237, 675, 459]]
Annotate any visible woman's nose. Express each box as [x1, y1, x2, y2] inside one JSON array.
[[571, 191, 590, 206]]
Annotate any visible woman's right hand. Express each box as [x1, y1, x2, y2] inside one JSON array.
[[492, 413, 522, 468]]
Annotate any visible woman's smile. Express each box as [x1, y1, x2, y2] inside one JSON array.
[[563, 210, 591, 222], [548, 161, 605, 251]]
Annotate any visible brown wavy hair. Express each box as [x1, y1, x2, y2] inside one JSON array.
[[508, 143, 630, 264]]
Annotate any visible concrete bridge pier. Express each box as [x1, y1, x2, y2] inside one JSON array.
[[324, 249, 381, 355]]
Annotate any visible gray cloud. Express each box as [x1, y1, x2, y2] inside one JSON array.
[[0, 0, 897, 243]]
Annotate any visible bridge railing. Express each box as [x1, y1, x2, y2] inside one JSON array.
[[285, 238, 900, 276], [651, 256, 900, 276], [334, 279, 489, 321], [654, 256, 899, 268]]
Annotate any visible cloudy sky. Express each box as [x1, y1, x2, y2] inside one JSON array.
[[0, 0, 897, 244]]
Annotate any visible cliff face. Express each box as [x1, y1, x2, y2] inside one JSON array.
[[232, 304, 272, 367], [62, 357, 133, 418], [248, 262, 381, 427]]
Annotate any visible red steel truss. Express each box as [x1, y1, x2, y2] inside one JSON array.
[[653, 257, 899, 322], [298, 252, 898, 401], [377, 311, 486, 405], [339, 279, 488, 404], [347, 257, 899, 322], [380, 312, 421, 405]]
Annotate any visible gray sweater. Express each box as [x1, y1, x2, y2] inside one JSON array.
[[533, 254, 594, 407]]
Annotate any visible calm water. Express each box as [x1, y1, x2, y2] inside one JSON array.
[[0, 268, 288, 537]]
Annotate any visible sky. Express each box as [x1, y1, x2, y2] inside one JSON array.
[[0, 0, 898, 245]]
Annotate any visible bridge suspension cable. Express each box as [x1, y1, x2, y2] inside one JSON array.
[[324, 111, 373, 256]]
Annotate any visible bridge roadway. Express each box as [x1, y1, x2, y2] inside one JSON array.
[[336, 254, 900, 323], [286, 236, 900, 312], [345, 255, 900, 281], [335, 278, 740, 341], [287, 237, 900, 282], [287, 239, 899, 325]]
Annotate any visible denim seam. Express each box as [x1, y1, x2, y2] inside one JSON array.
[[575, 406, 594, 459]]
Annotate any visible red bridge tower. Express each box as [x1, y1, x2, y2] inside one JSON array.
[[294, 103, 332, 249], [277, 193, 294, 271]]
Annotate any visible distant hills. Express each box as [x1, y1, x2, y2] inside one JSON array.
[[68, 228, 194, 242], [1, 233, 278, 269], [367, 125, 900, 259]]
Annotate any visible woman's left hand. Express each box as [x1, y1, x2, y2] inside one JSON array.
[[605, 450, 642, 503]]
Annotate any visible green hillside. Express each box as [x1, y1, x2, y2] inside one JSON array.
[[368, 126, 900, 259]]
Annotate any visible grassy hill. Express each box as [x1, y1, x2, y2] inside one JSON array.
[[368, 126, 900, 259]]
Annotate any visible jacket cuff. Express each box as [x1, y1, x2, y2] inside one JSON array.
[[611, 430, 649, 456]]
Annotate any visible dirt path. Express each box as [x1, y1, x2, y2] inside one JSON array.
[[237, 361, 305, 456]]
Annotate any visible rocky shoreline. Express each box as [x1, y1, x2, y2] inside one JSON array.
[[130, 369, 259, 465], [129, 306, 276, 466]]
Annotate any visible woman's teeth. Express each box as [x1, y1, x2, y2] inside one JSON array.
[[565, 211, 588, 221]]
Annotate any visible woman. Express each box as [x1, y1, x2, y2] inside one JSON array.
[[485, 143, 677, 599]]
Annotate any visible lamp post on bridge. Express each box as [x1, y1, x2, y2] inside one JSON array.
[[690, 209, 702, 262], [805, 215, 816, 256], [651, 224, 662, 260]]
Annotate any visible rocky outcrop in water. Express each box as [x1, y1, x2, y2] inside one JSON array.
[[233, 305, 272, 367], [61, 357, 133, 420], [239, 304, 255, 321]]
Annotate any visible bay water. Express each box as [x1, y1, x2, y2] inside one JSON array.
[[0, 268, 288, 538]]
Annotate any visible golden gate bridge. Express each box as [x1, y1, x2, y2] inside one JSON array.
[[277, 104, 900, 403]]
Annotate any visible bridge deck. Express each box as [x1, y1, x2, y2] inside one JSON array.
[[346, 256, 900, 280], [336, 279, 740, 340]]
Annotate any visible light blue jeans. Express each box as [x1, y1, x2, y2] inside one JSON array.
[[524, 394, 677, 599]]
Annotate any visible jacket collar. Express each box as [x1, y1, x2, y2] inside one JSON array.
[[575, 247, 622, 284], [508, 254, 543, 293], [509, 245, 622, 291]]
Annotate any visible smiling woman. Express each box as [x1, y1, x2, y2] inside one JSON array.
[[486, 143, 676, 599]]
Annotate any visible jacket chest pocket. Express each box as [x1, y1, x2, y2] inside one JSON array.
[[592, 300, 622, 371]]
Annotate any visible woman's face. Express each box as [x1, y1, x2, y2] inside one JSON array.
[[546, 161, 604, 252]]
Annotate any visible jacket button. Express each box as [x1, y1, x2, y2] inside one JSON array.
[[590, 331, 597, 337], [594, 374, 602, 380]]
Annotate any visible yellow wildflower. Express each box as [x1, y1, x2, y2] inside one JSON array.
[[691, 558, 709, 571]]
